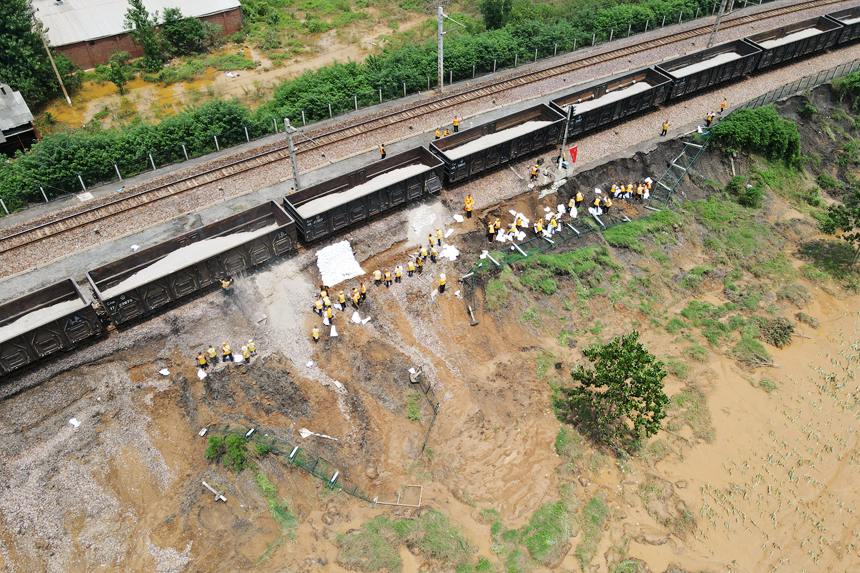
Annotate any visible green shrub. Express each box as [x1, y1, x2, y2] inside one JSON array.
[[798, 96, 818, 119], [834, 70, 860, 111], [712, 106, 801, 166], [603, 210, 681, 252], [204, 433, 248, 472], [732, 334, 772, 367], [795, 311, 819, 328], [756, 316, 794, 348], [816, 172, 842, 191]]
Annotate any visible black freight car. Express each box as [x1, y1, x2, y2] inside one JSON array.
[[0, 279, 103, 378], [550, 68, 673, 140], [657, 40, 761, 101], [827, 7, 860, 45], [430, 104, 565, 184], [87, 201, 296, 325], [747, 16, 842, 71], [282, 147, 443, 242]]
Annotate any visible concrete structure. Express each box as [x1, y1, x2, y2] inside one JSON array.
[[34, 0, 243, 70], [0, 84, 36, 157]]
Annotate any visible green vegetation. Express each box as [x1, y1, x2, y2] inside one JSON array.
[[205, 433, 249, 472], [255, 472, 298, 536], [833, 70, 860, 111], [796, 311, 819, 328], [732, 333, 772, 367], [798, 96, 818, 119], [667, 386, 714, 442], [336, 510, 474, 572], [711, 106, 801, 165], [603, 210, 681, 252], [535, 350, 556, 380], [556, 332, 668, 451], [753, 378, 778, 393], [725, 175, 765, 208], [519, 501, 572, 565], [406, 392, 422, 421], [574, 495, 608, 569], [511, 246, 617, 297], [755, 316, 794, 348]]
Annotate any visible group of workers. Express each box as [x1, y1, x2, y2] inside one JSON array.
[[310, 283, 369, 342], [195, 339, 256, 370], [434, 115, 462, 140], [660, 97, 728, 136]]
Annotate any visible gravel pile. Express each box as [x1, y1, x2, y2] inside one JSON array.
[[4, 0, 857, 279]]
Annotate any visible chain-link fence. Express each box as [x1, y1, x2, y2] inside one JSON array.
[[207, 423, 373, 503]]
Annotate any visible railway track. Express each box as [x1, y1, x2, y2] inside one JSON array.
[[0, 0, 844, 256]]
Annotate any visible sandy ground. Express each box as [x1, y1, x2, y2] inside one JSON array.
[[2, 91, 860, 572]]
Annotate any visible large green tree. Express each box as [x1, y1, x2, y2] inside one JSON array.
[[0, 0, 60, 107], [124, 0, 164, 71], [479, 0, 513, 30], [106, 51, 132, 95], [557, 332, 668, 451]]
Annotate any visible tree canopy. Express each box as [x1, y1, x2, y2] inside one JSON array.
[[556, 332, 668, 451], [124, 0, 163, 72]]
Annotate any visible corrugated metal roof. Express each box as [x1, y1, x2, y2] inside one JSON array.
[[34, 0, 241, 47], [0, 84, 35, 143]]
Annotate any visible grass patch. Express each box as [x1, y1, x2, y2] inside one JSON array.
[[554, 426, 586, 466], [574, 495, 608, 570], [603, 210, 681, 253], [752, 378, 778, 393], [641, 439, 671, 464], [664, 358, 690, 380], [665, 317, 687, 334], [512, 246, 618, 296], [485, 276, 510, 311], [798, 240, 860, 290], [732, 333, 773, 367], [777, 283, 810, 307], [406, 392, 421, 422], [205, 433, 248, 472], [255, 472, 297, 536], [336, 516, 402, 572], [536, 351, 556, 380], [667, 386, 714, 442], [519, 501, 572, 565], [683, 342, 708, 362], [795, 311, 819, 328], [680, 265, 713, 291]]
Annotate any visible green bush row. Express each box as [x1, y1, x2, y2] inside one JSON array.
[[711, 106, 802, 166]]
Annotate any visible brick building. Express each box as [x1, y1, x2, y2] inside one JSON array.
[[34, 0, 243, 70], [0, 84, 37, 157]]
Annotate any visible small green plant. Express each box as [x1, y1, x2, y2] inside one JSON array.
[[732, 334, 772, 367], [725, 175, 765, 208], [795, 311, 819, 328], [520, 501, 572, 565], [485, 276, 509, 311], [756, 316, 794, 348], [603, 210, 681, 253], [575, 495, 608, 569], [668, 386, 715, 442], [683, 343, 708, 362], [205, 433, 248, 472], [816, 172, 842, 191], [798, 96, 818, 119], [535, 351, 556, 380], [665, 317, 687, 334], [406, 392, 421, 422], [756, 378, 778, 393], [255, 473, 297, 535]]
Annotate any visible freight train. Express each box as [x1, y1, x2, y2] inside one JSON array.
[[2, 8, 859, 379]]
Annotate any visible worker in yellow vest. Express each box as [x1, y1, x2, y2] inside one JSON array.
[[534, 219, 544, 236], [373, 269, 382, 286], [603, 196, 613, 215], [407, 260, 416, 277], [487, 220, 496, 241], [394, 265, 403, 283], [436, 228, 444, 246], [416, 256, 425, 274], [435, 128, 442, 139], [360, 282, 367, 300], [438, 273, 447, 294], [575, 191, 584, 208], [196, 351, 208, 370], [221, 342, 233, 362], [312, 326, 320, 342], [338, 291, 346, 307], [464, 194, 474, 218], [384, 270, 393, 288], [207, 345, 219, 364], [453, 116, 461, 132]]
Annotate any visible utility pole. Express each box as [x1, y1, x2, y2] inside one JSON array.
[[437, 6, 445, 93], [558, 105, 574, 174], [37, 18, 71, 105], [436, 6, 465, 94], [284, 119, 301, 191], [707, 0, 731, 48]]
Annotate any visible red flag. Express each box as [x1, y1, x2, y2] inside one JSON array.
[[569, 145, 578, 163]]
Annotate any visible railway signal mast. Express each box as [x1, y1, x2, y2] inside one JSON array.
[[708, 0, 733, 48], [284, 119, 301, 191]]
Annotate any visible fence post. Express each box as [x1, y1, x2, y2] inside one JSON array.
[[627, 23, 632, 37], [573, 38, 577, 51], [77, 174, 87, 191], [182, 143, 188, 161], [662, 15, 666, 27], [0, 198, 8, 215], [214, 135, 220, 152], [273, 118, 278, 133], [328, 103, 333, 118], [403, 81, 407, 96], [534, 47, 538, 61], [493, 59, 497, 72], [695, 7, 699, 19], [554, 43, 558, 56], [515, 53, 518, 66], [40, 186, 48, 203], [244, 126, 250, 143], [149, 153, 156, 170], [472, 63, 476, 78], [114, 163, 122, 180], [645, 20, 649, 32], [678, 12, 683, 24], [449, 69, 452, 85], [354, 94, 358, 111], [609, 28, 614, 42], [379, 87, 382, 103], [301, 110, 306, 126], [592, 32, 596, 46]]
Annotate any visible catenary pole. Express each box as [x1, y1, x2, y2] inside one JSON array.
[[708, 0, 731, 48]]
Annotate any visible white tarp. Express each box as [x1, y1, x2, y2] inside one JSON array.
[[316, 240, 365, 286], [101, 224, 278, 298], [443, 121, 552, 160]]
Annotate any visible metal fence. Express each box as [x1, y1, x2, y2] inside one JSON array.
[[208, 423, 374, 503], [735, 59, 860, 111]]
